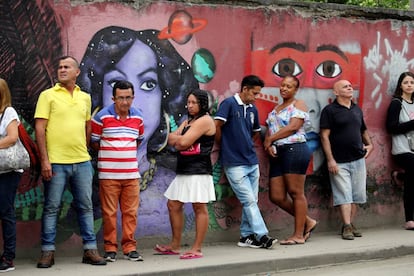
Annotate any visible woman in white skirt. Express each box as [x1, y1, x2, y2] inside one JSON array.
[[154, 89, 216, 259]]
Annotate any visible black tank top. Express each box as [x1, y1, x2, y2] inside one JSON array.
[[176, 125, 215, 175]]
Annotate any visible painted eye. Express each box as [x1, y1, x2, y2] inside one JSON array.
[[140, 79, 157, 91], [316, 60, 342, 78], [272, 59, 302, 77], [107, 79, 120, 88]]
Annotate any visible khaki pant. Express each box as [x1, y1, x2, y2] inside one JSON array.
[[99, 179, 139, 254]]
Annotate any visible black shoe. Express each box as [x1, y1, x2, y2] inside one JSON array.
[[123, 250, 143, 261], [259, 235, 278, 249], [104, 251, 117, 262], [0, 257, 15, 273], [37, 251, 54, 268], [237, 234, 262, 248]]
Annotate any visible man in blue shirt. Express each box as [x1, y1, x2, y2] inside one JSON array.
[[215, 75, 277, 249]]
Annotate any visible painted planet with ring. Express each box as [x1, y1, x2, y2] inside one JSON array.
[[158, 10, 207, 44]]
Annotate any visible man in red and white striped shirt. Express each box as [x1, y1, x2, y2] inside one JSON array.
[[91, 80, 144, 262]]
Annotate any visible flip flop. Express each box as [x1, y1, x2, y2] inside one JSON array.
[[154, 244, 180, 255], [280, 239, 305, 245], [179, 251, 203, 260], [304, 221, 318, 241]]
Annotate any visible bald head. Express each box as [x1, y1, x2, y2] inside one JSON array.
[[333, 80, 351, 91], [333, 79, 353, 102]]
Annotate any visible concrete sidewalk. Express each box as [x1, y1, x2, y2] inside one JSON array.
[[11, 225, 414, 276]]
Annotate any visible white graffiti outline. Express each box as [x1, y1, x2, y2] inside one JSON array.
[[364, 32, 414, 108]]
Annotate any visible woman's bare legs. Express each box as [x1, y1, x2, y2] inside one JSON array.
[[166, 199, 184, 251], [269, 175, 316, 243], [284, 173, 308, 241], [184, 203, 208, 255]]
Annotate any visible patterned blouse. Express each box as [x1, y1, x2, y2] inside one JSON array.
[[266, 101, 309, 146]]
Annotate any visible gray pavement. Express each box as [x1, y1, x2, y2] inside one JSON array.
[[11, 225, 414, 276]]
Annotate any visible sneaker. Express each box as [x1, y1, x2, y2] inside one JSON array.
[[351, 223, 362, 237], [342, 224, 354, 240], [0, 257, 15, 273], [237, 234, 262, 248], [104, 251, 117, 262], [405, 220, 414, 230], [259, 235, 278, 249], [124, 251, 143, 261], [82, 249, 107, 265], [37, 250, 54, 268]]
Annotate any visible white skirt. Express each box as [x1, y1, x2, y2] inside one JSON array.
[[164, 174, 216, 203]]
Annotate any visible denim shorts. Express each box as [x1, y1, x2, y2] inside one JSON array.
[[269, 142, 311, 177], [329, 157, 367, 206]]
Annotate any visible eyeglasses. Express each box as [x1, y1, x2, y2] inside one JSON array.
[[114, 96, 134, 102]]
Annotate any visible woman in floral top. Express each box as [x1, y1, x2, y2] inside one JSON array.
[[264, 75, 317, 245]]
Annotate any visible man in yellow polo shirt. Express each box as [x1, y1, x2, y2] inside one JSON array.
[[34, 56, 106, 268]]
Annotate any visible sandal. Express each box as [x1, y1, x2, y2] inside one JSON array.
[[179, 251, 203, 260], [154, 244, 180, 255], [304, 220, 318, 241], [280, 238, 305, 245]]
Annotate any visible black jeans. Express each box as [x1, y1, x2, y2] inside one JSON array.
[[0, 171, 21, 260], [394, 153, 414, 222]]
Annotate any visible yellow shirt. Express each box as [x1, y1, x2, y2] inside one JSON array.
[[34, 83, 91, 163]]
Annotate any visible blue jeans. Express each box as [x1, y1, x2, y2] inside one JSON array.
[[224, 165, 268, 239], [0, 171, 21, 260], [41, 161, 97, 251]]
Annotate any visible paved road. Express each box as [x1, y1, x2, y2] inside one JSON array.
[[253, 254, 414, 276]]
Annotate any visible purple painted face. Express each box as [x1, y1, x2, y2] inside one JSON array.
[[102, 40, 162, 171]]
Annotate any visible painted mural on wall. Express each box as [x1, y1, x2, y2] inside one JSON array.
[[0, 0, 411, 248]]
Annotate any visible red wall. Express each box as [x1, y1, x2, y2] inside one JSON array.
[[1, 0, 408, 250]]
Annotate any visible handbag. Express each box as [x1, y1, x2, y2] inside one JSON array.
[[180, 143, 201, 156], [0, 107, 30, 172], [179, 124, 201, 156]]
